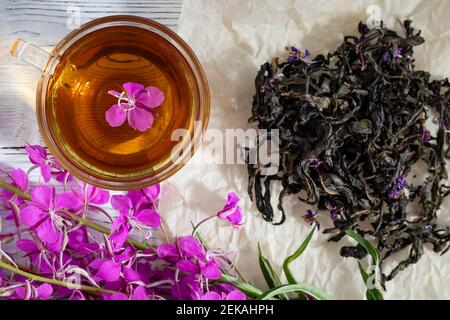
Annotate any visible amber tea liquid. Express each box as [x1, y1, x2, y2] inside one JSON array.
[[46, 25, 195, 180]]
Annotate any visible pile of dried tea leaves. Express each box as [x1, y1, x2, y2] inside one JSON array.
[[247, 21, 450, 284]]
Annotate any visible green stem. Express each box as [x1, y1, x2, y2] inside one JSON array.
[[219, 273, 264, 299], [0, 178, 154, 251], [0, 179, 31, 201], [0, 259, 115, 296]]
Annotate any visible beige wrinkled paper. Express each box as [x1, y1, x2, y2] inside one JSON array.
[[159, 0, 450, 299]]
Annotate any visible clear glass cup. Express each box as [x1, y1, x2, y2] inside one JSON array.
[[10, 15, 210, 190]]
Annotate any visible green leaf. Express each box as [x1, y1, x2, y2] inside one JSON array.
[[357, 261, 369, 283], [258, 283, 332, 300], [345, 230, 379, 264], [257, 243, 288, 299], [283, 224, 316, 284], [220, 274, 263, 298], [347, 230, 384, 300], [357, 262, 383, 300], [281, 224, 316, 299], [258, 243, 282, 289]]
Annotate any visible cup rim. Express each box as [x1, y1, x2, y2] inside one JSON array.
[[36, 15, 210, 190]]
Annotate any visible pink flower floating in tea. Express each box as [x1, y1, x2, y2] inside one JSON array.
[[106, 82, 165, 132]]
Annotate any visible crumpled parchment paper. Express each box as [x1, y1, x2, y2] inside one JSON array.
[[160, 0, 450, 299]]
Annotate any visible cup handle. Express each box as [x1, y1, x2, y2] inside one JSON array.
[[10, 39, 50, 71]]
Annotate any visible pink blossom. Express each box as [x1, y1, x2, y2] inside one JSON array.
[[106, 82, 164, 132], [109, 194, 161, 250], [20, 186, 82, 251], [217, 192, 243, 227]]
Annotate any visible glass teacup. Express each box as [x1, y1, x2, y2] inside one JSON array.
[[11, 15, 209, 190]]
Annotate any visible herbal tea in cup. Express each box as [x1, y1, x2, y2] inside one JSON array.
[[11, 16, 210, 190]]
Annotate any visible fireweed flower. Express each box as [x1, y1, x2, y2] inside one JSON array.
[[388, 176, 407, 199], [201, 289, 246, 300], [382, 47, 403, 62], [20, 186, 82, 251], [192, 192, 244, 236], [288, 47, 311, 63], [1, 169, 29, 223], [24, 144, 70, 183], [394, 47, 403, 59], [67, 227, 99, 254], [12, 282, 53, 300], [329, 200, 338, 220], [127, 184, 160, 211], [1, 168, 29, 207], [90, 240, 137, 284], [422, 129, 431, 143], [109, 195, 161, 249], [309, 157, 324, 170], [156, 236, 228, 299], [72, 182, 110, 210], [1, 149, 251, 301], [103, 286, 149, 300], [106, 82, 165, 132], [303, 209, 320, 229], [16, 238, 55, 274], [216, 192, 243, 228]]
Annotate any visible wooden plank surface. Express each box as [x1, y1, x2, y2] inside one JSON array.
[[0, 0, 183, 161]]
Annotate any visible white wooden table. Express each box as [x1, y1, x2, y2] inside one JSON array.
[[0, 0, 183, 167]]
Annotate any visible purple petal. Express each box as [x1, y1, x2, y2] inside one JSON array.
[[40, 164, 52, 183], [157, 244, 178, 259], [201, 262, 222, 280], [135, 209, 161, 228], [225, 207, 243, 226], [111, 195, 132, 214], [137, 86, 165, 109], [25, 144, 47, 165], [10, 169, 28, 191], [35, 219, 62, 249], [142, 184, 160, 202], [105, 104, 127, 127], [31, 185, 54, 210], [130, 286, 148, 300], [107, 90, 122, 99], [226, 290, 246, 300], [87, 186, 110, 205], [68, 228, 99, 253], [55, 192, 83, 211], [111, 215, 127, 233], [20, 205, 46, 228], [127, 107, 154, 132], [14, 286, 26, 300], [123, 82, 144, 97], [178, 236, 205, 259], [109, 224, 130, 250], [225, 192, 240, 208], [16, 239, 39, 252], [96, 260, 122, 282], [107, 293, 128, 300], [176, 260, 198, 273], [89, 258, 106, 269], [36, 283, 53, 299], [114, 246, 135, 262], [124, 267, 142, 283], [126, 190, 145, 205], [201, 291, 222, 300]]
